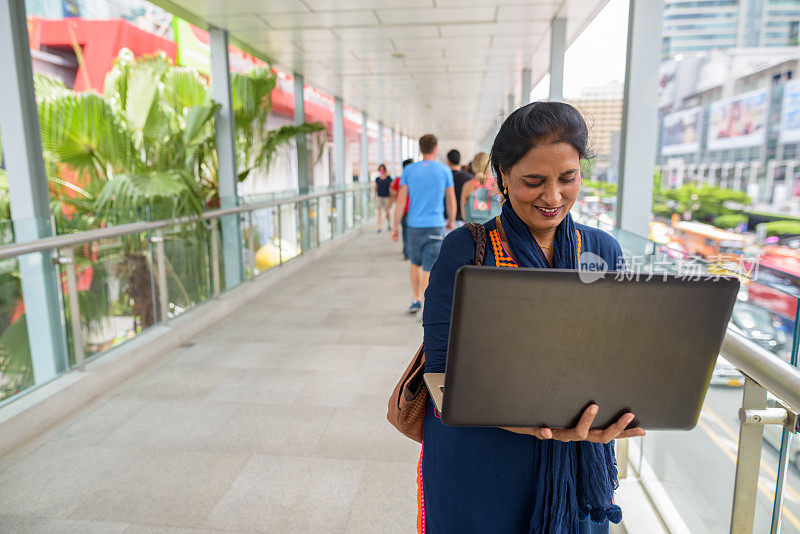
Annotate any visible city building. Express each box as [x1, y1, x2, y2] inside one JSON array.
[[662, 0, 800, 58], [656, 47, 800, 212], [566, 81, 623, 177]]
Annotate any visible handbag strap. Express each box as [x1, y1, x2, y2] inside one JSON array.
[[463, 223, 488, 266]]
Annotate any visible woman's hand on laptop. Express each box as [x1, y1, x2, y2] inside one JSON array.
[[500, 404, 646, 443]]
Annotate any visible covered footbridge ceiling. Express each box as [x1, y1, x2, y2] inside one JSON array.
[[155, 0, 608, 145]]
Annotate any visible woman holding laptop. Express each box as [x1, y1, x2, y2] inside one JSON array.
[[419, 102, 646, 533]]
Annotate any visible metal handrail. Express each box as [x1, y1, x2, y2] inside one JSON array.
[[0, 186, 370, 260], [722, 329, 800, 413]]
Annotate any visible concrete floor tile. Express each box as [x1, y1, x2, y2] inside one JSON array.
[[112, 364, 238, 401], [312, 406, 421, 463], [207, 403, 336, 456], [292, 343, 368, 371], [295, 369, 401, 408], [100, 400, 240, 451], [168, 341, 303, 371], [11, 517, 131, 533], [47, 397, 149, 449], [68, 449, 251, 528], [205, 455, 364, 533], [123, 526, 255, 534], [0, 445, 121, 518], [337, 324, 422, 347], [206, 369, 313, 405], [344, 461, 418, 533]]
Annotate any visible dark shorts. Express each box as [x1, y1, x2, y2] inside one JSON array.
[[407, 226, 445, 271]]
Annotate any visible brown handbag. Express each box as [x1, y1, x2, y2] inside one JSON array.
[[387, 223, 488, 442]]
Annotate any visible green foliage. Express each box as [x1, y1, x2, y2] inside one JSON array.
[[582, 179, 617, 196], [764, 221, 800, 237], [714, 214, 748, 229], [0, 49, 325, 400], [653, 185, 750, 222]]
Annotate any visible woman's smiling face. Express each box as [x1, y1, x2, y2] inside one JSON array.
[[501, 142, 582, 235]]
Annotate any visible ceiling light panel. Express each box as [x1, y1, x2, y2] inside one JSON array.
[[263, 10, 379, 30]]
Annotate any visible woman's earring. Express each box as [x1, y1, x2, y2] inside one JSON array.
[[503, 185, 508, 195]]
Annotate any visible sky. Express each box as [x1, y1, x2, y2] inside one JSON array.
[[532, 0, 629, 100]]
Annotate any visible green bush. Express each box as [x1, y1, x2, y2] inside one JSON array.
[[764, 221, 800, 237], [713, 214, 747, 229]]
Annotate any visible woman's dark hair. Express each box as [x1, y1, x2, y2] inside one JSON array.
[[378, 163, 387, 173], [402, 158, 414, 168], [490, 101, 593, 199]]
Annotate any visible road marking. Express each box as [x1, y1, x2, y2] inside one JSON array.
[[697, 418, 800, 531], [703, 406, 800, 506]]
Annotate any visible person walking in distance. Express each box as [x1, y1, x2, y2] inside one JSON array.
[[446, 149, 474, 228], [391, 158, 415, 259], [392, 134, 456, 313], [460, 151, 504, 224], [374, 163, 393, 232]]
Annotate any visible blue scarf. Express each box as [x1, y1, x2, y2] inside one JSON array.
[[499, 202, 622, 532]]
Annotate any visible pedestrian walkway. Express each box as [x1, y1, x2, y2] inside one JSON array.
[[0, 230, 423, 533]]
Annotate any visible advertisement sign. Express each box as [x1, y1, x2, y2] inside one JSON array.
[[172, 18, 266, 75], [658, 60, 677, 109], [661, 107, 701, 155], [707, 90, 767, 150], [780, 81, 800, 144]]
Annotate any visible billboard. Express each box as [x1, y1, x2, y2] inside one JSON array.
[[661, 107, 701, 155], [172, 18, 266, 75], [780, 81, 800, 144], [707, 90, 767, 151]]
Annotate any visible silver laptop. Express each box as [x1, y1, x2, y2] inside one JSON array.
[[424, 266, 739, 430]]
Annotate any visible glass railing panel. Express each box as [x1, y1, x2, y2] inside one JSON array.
[[346, 191, 355, 230], [318, 195, 333, 244], [278, 202, 300, 262], [248, 207, 281, 276], [0, 255, 34, 401], [59, 231, 155, 365], [161, 222, 211, 318]]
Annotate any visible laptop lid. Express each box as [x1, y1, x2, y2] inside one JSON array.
[[440, 266, 739, 430]]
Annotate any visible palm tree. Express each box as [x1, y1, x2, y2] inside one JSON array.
[[0, 49, 325, 399]]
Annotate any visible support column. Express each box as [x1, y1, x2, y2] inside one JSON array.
[[0, 0, 68, 380], [293, 73, 311, 251], [522, 68, 532, 105], [549, 18, 566, 102], [616, 1, 663, 236], [377, 122, 384, 169], [392, 129, 398, 176], [360, 112, 369, 184], [334, 96, 346, 235], [508, 93, 515, 115], [210, 28, 244, 289], [294, 74, 309, 192]]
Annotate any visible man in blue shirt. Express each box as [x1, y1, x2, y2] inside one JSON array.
[[391, 134, 456, 312]]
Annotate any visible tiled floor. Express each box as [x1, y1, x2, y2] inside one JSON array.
[[0, 229, 422, 533]]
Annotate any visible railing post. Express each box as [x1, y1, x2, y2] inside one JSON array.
[[151, 229, 169, 324], [316, 197, 322, 244], [731, 377, 768, 533], [771, 428, 794, 533], [209, 220, 220, 297], [277, 206, 283, 266], [57, 248, 84, 371], [247, 211, 256, 278], [331, 193, 337, 239]]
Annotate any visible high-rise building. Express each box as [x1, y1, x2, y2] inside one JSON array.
[[567, 82, 624, 177], [662, 0, 800, 59]]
